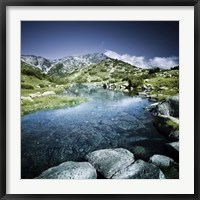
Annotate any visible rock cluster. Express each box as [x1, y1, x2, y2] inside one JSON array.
[[36, 148, 178, 179], [146, 95, 179, 142], [146, 95, 179, 164]]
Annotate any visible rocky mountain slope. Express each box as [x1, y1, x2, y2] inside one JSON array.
[[21, 52, 109, 75]]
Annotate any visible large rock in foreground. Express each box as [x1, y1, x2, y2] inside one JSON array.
[[35, 161, 97, 179], [86, 148, 134, 178], [112, 159, 165, 179]]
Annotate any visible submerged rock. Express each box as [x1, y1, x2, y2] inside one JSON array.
[[112, 159, 165, 179], [35, 161, 97, 179], [86, 148, 134, 178]]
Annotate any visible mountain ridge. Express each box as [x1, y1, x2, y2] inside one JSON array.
[[21, 51, 179, 76], [21, 52, 110, 74]]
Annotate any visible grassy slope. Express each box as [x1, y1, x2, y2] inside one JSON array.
[[21, 59, 179, 114], [21, 62, 86, 115], [66, 59, 179, 100], [22, 95, 86, 115]]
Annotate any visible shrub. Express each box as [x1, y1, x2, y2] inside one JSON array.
[[39, 84, 46, 88], [149, 67, 160, 74], [21, 84, 34, 89], [171, 66, 179, 70], [100, 68, 107, 72]]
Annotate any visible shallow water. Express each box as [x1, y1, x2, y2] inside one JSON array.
[[21, 85, 169, 178]]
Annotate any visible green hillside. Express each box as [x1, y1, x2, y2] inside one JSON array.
[[21, 59, 179, 115], [21, 62, 86, 115], [66, 59, 179, 100]]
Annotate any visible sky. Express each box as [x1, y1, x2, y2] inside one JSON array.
[[21, 21, 179, 68]]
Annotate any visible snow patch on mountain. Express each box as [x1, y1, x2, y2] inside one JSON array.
[[21, 55, 52, 73], [50, 52, 109, 73], [104, 50, 179, 69], [21, 53, 109, 74]]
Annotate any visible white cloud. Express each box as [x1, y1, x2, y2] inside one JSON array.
[[104, 50, 179, 69]]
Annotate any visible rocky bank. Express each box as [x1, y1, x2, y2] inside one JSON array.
[[36, 148, 178, 179]]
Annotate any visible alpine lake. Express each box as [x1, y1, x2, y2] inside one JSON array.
[[21, 84, 170, 179]]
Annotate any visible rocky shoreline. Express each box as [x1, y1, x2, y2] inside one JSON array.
[[33, 94, 179, 179], [35, 147, 178, 179]]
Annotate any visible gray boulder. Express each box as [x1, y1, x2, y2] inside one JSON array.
[[168, 142, 179, 151], [145, 102, 159, 112], [147, 95, 179, 118], [149, 154, 174, 169], [112, 159, 165, 179], [167, 96, 179, 117], [35, 161, 97, 179], [149, 154, 179, 179], [86, 148, 134, 178], [156, 102, 171, 116]]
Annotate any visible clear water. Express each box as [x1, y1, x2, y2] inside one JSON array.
[[21, 84, 168, 178]]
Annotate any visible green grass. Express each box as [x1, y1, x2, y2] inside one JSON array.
[[147, 72, 179, 100], [21, 59, 179, 112], [21, 95, 87, 115], [21, 62, 77, 114], [63, 59, 179, 101], [166, 119, 179, 130], [21, 74, 70, 96]]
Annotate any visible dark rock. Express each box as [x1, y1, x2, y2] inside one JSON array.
[[35, 161, 97, 179], [130, 145, 155, 161], [112, 159, 165, 179], [167, 96, 179, 117], [165, 142, 179, 163], [153, 115, 179, 141], [102, 83, 107, 89], [162, 162, 179, 179], [86, 148, 134, 178], [169, 130, 179, 141], [149, 154, 179, 179]]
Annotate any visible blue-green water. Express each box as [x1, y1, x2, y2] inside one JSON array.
[[21, 85, 168, 178]]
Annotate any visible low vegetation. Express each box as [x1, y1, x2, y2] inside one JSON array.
[[21, 62, 87, 115], [64, 59, 179, 100], [21, 95, 87, 115], [21, 58, 179, 115]]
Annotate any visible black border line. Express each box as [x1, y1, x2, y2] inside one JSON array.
[[0, 1, 199, 200]]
